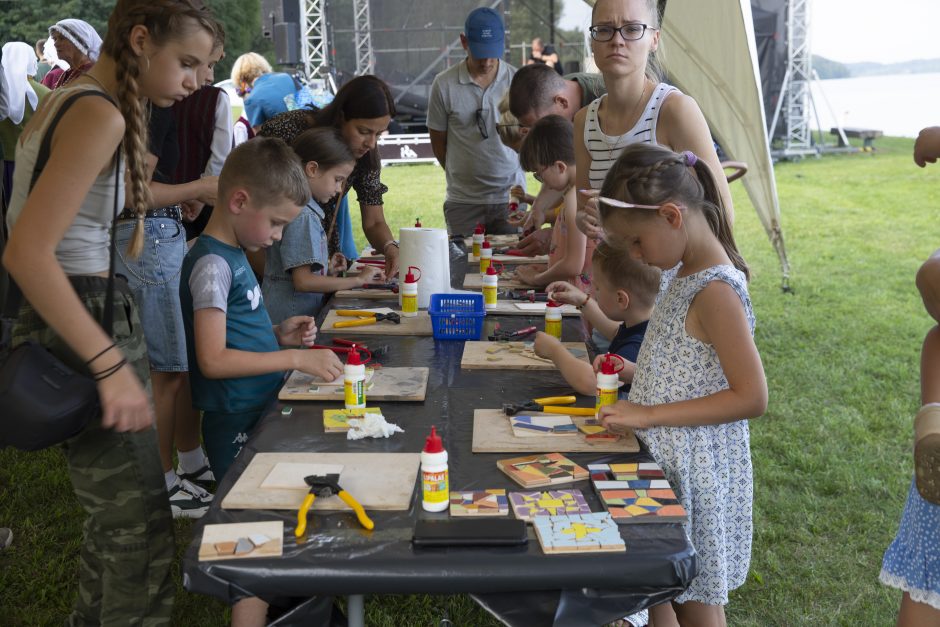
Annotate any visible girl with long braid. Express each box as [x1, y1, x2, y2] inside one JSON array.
[[3, 0, 218, 621]]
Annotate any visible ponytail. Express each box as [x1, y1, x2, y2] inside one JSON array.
[[690, 158, 749, 280]]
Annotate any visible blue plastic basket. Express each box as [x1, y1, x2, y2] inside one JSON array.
[[428, 293, 486, 340]]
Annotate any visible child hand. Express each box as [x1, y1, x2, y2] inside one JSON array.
[[576, 190, 604, 241], [534, 331, 561, 358], [514, 264, 546, 286], [329, 253, 348, 276], [598, 400, 652, 431], [278, 316, 318, 346], [545, 281, 586, 307], [297, 349, 344, 382], [358, 266, 386, 286]]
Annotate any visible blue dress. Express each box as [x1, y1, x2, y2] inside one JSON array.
[[881, 478, 940, 609], [630, 264, 756, 606]]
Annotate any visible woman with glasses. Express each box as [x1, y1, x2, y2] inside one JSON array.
[[574, 0, 734, 243]]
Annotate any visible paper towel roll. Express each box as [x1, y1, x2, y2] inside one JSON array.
[[398, 227, 451, 309]]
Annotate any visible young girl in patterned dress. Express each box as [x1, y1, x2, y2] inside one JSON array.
[[596, 143, 768, 626]]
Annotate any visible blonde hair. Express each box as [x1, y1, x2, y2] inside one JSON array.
[[599, 143, 748, 279], [592, 241, 661, 308], [101, 0, 217, 258], [230, 52, 271, 87], [496, 92, 525, 151], [219, 137, 310, 210]]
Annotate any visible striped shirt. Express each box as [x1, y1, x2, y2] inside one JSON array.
[[584, 82, 679, 189]]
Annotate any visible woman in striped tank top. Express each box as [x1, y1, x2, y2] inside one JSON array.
[[574, 0, 734, 241]]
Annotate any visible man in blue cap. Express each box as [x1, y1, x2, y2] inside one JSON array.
[[427, 7, 525, 237]]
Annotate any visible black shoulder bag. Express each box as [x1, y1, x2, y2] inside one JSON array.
[[0, 90, 122, 451]]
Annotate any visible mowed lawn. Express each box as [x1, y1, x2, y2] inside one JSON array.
[[1, 135, 936, 625]]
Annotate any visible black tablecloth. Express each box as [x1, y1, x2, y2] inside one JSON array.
[[182, 243, 696, 627]]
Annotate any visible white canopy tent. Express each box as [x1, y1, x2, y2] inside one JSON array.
[[585, 0, 791, 284]]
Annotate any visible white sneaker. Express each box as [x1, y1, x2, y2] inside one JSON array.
[[177, 463, 216, 492], [168, 478, 213, 519]]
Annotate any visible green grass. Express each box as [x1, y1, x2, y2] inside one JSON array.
[[2, 136, 937, 624]]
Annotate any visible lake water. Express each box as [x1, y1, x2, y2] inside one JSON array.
[[809, 73, 940, 138]]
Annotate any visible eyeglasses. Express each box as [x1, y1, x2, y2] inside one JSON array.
[[598, 197, 663, 210], [589, 23, 656, 42], [533, 165, 550, 183], [475, 108, 489, 139]]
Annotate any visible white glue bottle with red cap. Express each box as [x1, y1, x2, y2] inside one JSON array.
[[545, 299, 563, 339], [596, 353, 624, 416], [472, 223, 485, 258], [344, 345, 367, 409], [483, 264, 499, 310], [400, 265, 421, 317], [479, 239, 493, 275], [421, 426, 449, 512], [508, 189, 522, 216]]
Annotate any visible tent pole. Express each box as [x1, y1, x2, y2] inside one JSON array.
[[767, 66, 791, 148], [811, 68, 850, 148]]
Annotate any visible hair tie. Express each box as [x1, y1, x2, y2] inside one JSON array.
[[682, 151, 698, 167]]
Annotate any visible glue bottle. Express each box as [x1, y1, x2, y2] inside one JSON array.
[[544, 299, 562, 339], [482, 264, 499, 310], [479, 239, 493, 275], [344, 345, 367, 409], [400, 265, 421, 317], [471, 223, 485, 258], [508, 189, 522, 215], [421, 426, 449, 512], [595, 353, 624, 416]]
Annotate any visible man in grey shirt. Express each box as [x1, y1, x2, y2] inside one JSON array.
[[427, 7, 524, 237]]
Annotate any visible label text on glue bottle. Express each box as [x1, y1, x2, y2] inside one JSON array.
[[422, 469, 449, 503]]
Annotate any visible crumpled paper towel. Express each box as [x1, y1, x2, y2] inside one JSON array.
[[346, 413, 404, 440]]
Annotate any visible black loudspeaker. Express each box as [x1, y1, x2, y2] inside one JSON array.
[[262, 0, 300, 39], [274, 22, 300, 65]]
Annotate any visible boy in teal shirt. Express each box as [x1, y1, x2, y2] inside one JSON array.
[[181, 138, 344, 481]]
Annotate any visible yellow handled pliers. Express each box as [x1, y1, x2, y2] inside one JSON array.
[[295, 473, 374, 537], [332, 310, 402, 329], [502, 395, 596, 416]]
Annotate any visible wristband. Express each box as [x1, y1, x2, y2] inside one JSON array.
[[93, 358, 127, 381], [86, 342, 117, 366], [576, 294, 591, 310], [382, 240, 399, 253]]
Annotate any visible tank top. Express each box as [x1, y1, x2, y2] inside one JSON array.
[[584, 82, 679, 189], [6, 85, 124, 275]]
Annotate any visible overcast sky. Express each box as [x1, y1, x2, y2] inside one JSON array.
[[558, 0, 939, 65]]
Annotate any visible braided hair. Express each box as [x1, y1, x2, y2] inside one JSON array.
[[599, 143, 749, 279], [100, 0, 217, 258]]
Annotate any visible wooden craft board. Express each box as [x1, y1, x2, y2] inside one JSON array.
[[472, 409, 639, 453], [221, 452, 421, 511], [198, 521, 284, 561], [461, 341, 588, 371], [321, 308, 432, 336], [468, 253, 549, 265], [279, 367, 429, 401], [334, 288, 398, 300], [463, 234, 520, 248], [463, 271, 530, 290], [487, 300, 580, 317]]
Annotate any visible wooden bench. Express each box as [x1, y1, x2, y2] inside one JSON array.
[[831, 127, 883, 150]]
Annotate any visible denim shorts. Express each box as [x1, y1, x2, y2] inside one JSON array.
[[114, 217, 188, 372]]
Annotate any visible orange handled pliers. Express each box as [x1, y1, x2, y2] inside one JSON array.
[[331, 310, 402, 329]]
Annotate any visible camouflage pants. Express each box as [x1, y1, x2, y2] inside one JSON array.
[[13, 276, 175, 625]]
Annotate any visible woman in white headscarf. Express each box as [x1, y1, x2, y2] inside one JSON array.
[[41, 19, 102, 90], [0, 42, 51, 226]]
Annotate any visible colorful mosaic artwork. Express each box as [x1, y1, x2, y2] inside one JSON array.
[[532, 512, 626, 554], [587, 462, 688, 524], [576, 418, 621, 442], [497, 453, 589, 488], [449, 489, 509, 516], [509, 490, 591, 522], [510, 415, 578, 436]]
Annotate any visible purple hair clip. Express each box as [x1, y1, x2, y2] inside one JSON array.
[[682, 151, 698, 167]]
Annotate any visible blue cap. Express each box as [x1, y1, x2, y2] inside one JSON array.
[[465, 8, 505, 59]]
